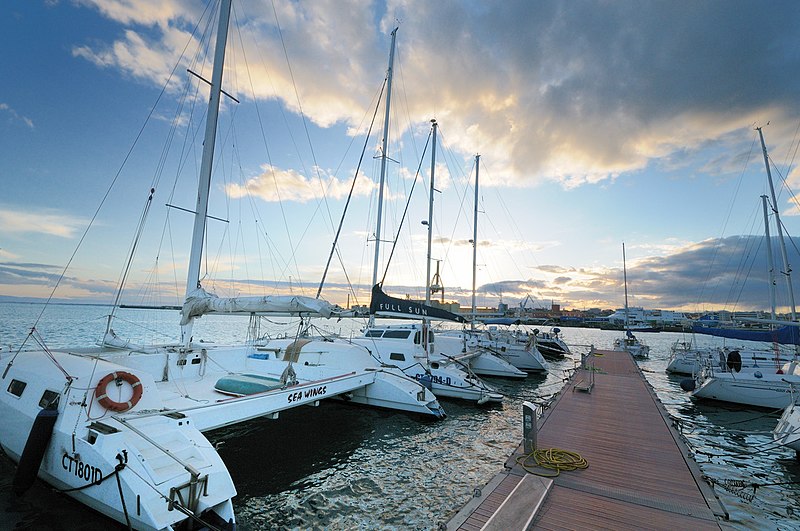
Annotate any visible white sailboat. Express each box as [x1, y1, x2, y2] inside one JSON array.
[[666, 340, 793, 376], [353, 119, 503, 404], [437, 155, 549, 373], [613, 242, 650, 359], [0, 4, 443, 529], [688, 128, 800, 409]]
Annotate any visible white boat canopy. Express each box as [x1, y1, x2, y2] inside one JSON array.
[[181, 287, 342, 324]]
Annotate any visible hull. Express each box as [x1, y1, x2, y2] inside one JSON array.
[[437, 331, 549, 372], [613, 337, 650, 359], [0, 351, 237, 531], [691, 370, 798, 409], [667, 343, 790, 376], [353, 326, 503, 404], [433, 335, 527, 379], [774, 403, 800, 453]]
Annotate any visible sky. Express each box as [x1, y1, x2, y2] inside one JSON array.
[[3, 0, 800, 315]]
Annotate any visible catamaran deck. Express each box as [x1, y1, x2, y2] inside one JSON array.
[[446, 349, 728, 530]]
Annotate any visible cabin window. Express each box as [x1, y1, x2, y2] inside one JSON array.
[[383, 330, 411, 339], [191, 357, 202, 365], [7, 379, 26, 397], [39, 390, 60, 409], [365, 330, 384, 338], [414, 332, 420, 344], [389, 353, 405, 361], [430, 362, 440, 369]]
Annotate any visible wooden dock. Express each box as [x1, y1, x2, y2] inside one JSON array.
[[446, 349, 728, 530]]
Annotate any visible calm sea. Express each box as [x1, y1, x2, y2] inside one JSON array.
[[0, 302, 798, 530]]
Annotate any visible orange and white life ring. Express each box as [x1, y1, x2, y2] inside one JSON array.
[[95, 371, 143, 412]]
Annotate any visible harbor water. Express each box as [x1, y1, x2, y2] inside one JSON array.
[[0, 302, 798, 529]]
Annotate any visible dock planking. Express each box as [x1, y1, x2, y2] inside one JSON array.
[[447, 349, 727, 530]]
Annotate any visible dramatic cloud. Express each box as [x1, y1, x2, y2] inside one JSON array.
[[72, 1, 800, 189]]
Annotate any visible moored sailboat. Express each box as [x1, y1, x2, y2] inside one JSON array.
[[687, 128, 800, 408], [613, 243, 650, 359], [436, 155, 549, 373]]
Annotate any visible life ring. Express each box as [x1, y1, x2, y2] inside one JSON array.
[[95, 371, 143, 412]]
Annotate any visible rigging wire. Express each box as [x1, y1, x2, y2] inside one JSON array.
[[379, 131, 432, 286], [317, 80, 387, 300]]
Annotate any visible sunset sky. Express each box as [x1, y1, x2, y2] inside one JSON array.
[[3, 0, 800, 314]]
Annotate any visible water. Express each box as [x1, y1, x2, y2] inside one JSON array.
[[0, 302, 799, 529]]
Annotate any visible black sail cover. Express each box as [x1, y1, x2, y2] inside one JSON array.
[[369, 284, 468, 323]]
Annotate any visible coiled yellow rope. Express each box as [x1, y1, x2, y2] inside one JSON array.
[[515, 448, 589, 477]]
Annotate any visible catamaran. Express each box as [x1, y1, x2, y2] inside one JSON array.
[[0, 4, 443, 529]]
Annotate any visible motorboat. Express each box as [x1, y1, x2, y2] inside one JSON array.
[[531, 327, 571, 360]]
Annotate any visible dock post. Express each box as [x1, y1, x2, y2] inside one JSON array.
[[522, 401, 537, 454]]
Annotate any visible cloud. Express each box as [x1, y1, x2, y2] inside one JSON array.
[[69, 1, 800, 190], [0, 103, 34, 129], [0, 206, 87, 238], [225, 164, 377, 203]]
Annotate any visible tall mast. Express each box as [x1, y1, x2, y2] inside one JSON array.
[[762, 195, 778, 320], [758, 126, 797, 321], [422, 119, 437, 358], [425, 120, 437, 305], [622, 242, 630, 331], [181, 0, 232, 344], [470, 154, 480, 330], [368, 27, 398, 327]]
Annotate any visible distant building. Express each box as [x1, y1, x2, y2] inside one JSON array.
[[604, 307, 689, 328]]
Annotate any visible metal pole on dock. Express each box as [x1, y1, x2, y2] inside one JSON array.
[[523, 401, 538, 454]]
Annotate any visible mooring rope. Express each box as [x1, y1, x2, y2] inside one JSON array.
[[515, 447, 589, 477]]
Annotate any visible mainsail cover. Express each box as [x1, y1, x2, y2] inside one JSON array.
[[181, 288, 340, 325], [692, 323, 800, 346], [369, 284, 468, 323]]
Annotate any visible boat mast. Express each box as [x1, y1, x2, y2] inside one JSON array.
[[423, 119, 438, 357], [181, 0, 232, 344], [622, 242, 630, 332], [369, 27, 398, 327], [758, 126, 797, 321], [470, 154, 480, 330], [425, 120, 438, 306], [762, 195, 778, 320]]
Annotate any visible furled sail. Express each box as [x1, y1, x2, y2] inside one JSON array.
[[181, 287, 342, 325], [369, 284, 468, 323]]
